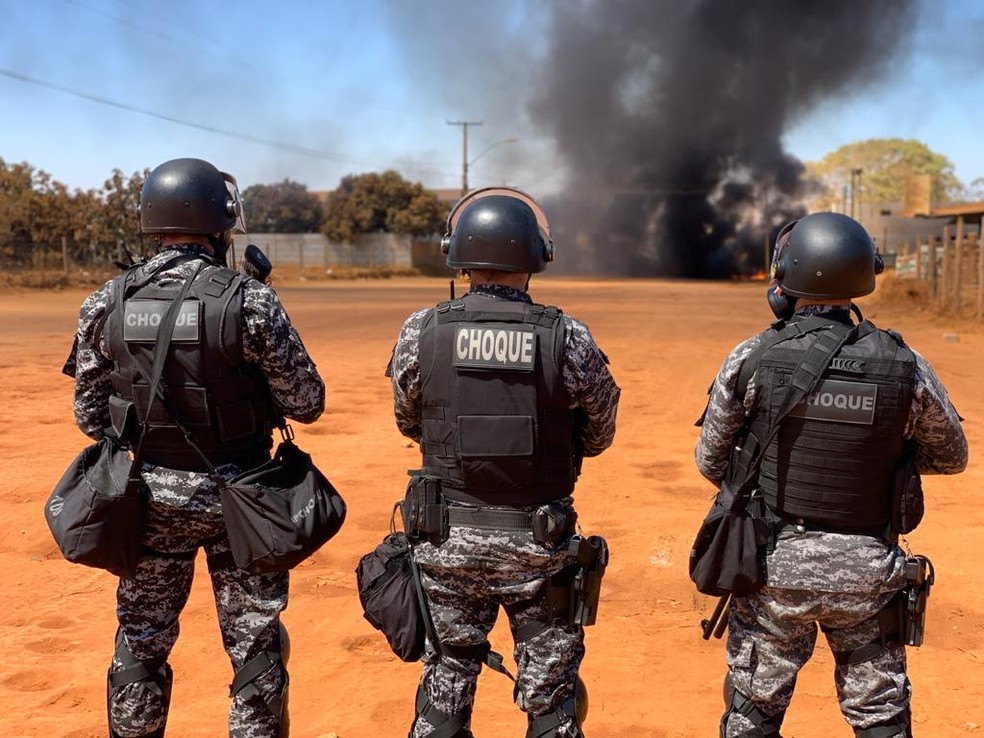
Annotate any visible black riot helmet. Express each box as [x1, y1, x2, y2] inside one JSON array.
[[766, 212, 883, 319], [441, 187, 554, 273], [139, 158, 246, 236]]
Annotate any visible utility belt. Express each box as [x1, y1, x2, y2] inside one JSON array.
[[743, 492, 895, 553], [401, 472, 608, 629], [401, 473, 577, 548]]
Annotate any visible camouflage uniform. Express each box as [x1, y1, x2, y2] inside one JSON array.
[[695, 305, 967, 738], [73, 244, 325, 738], [389, 283, 620, 737]]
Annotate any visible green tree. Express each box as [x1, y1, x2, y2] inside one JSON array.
[[0, 159, 146, 267], [97, 168, 146, 261], [322, 170, 444, 242], [0, 160, 36, 260], [805, 138, 961, 210], [242, 178, 325, 233]]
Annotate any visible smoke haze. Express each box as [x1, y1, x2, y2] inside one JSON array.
[[529, 0, 919, 276]]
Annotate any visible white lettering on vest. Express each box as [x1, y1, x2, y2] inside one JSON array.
[[791, 379, 879, 425], [453, 326, 536, 370], [521, 332, 534, 364]]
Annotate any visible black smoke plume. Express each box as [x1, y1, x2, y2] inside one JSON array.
[[530, 0, 919, 277]]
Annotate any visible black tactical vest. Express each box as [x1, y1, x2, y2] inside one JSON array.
[[103, 255, 274, 470], [418, 293, 577, 506], [742, 319, 915, 532]]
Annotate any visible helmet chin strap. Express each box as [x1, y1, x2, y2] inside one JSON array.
[[207, 231, 232, 267]]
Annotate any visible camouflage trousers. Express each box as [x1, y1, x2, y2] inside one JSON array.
[[108, 499, 288, 738], [722, 587, 910, 737], [411, 523, 584, 738]]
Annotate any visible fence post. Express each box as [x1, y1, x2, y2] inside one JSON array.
[[978, 217, 984, 316], [930, 237, 939, 300], [62, 236, 69, 275], [955, 216, 965, 313], [940, 224, 951, 305]]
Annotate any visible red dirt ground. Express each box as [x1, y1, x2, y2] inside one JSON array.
[[1, 277, 981, 738]]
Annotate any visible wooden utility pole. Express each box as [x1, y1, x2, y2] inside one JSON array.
[[447, 119, 483, 197]]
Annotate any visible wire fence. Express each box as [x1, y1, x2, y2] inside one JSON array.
[[0, 233, 450, 277]]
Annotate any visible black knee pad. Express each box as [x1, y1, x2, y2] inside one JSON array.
[[526, 696, 581, 738], [854, 707, 911, 738], [107, 630, 173, 738], [411, 682, 472, 738], [719, 684, 785, 738], [230, 643, 289, 736]]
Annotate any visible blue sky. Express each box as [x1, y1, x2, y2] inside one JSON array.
[[2, 0, 983, 196]]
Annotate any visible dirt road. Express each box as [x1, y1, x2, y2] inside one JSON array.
[[1, 277, 980, 737]]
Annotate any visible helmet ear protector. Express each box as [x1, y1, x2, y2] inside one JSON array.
[[440, 187, 554, 265], [766, 219, 798, 320], [766, 281, 796, 320]]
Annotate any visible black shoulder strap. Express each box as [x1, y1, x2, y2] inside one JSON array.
[[735, 316, 846, 403], [123, 261, 205, 492]]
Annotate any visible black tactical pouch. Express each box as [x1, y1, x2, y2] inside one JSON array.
[[532, 502, 577, 549], [890, 446, 924, 536], [401, 473, 448, 546], [902, 554, 934, 647]]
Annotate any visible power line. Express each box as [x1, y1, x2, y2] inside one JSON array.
[[0, 66, 461, 180], [62, 0, 443, 121]]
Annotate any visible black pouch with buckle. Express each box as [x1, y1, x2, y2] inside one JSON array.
[[401, 472, 448, 545], [531, 502, 577, 549], [890, 443, 924, 536]]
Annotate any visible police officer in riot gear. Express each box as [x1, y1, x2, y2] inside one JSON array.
[[388, 188, 620, 738], [70, 157, 325, 737], [695, 212, 967, 738]]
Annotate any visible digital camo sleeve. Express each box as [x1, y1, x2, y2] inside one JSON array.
[[694, 336, 762, 484], [242, 281, 325, 424], [907, 350, 968, 475], [72, 279, 116, 440], [387, 308, 429, 443], [563, 316, 620, 457]]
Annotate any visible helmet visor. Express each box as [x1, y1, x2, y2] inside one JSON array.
[[447, 187, 551, 241], [222, 171, 248, 233]]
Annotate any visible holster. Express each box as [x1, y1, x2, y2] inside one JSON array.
[[902, 554, 934, 647], [401, 473, 448, 546], [540, 536, 608, 629]]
